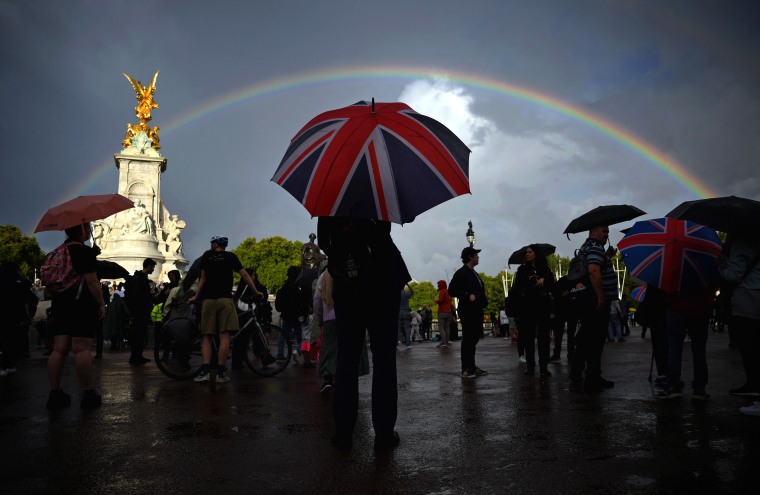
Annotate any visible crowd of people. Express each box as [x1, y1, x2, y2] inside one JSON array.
[[2, 215, 759, 450]]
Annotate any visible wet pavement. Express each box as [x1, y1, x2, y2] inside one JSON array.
[[1, 329, 758, 494]]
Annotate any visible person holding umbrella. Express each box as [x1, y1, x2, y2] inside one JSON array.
[[45, 223, 107, 410], [318, 216, 411, 450], [569, 225, 618, 392], [511, 245, 555, 377]]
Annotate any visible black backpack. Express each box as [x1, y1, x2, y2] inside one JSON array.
[[566, 248, 596, 309], [275, 281, 305, 318]]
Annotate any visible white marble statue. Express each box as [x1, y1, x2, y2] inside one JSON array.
[[128, 199, 155, 236], [164, 213, 186, 254]]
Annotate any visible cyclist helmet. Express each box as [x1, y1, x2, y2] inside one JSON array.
[[210, 236, 228, 247]]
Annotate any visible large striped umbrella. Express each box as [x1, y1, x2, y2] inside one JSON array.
[[271, 100, 471, 224], [617, 218, 722, 293]]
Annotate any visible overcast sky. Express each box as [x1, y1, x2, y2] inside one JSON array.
[[2, 0, 759, 283]]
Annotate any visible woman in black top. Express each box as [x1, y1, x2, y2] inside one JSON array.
[[512, 244, 555, 376]]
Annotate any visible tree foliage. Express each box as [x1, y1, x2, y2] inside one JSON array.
[[231, 236, 303, 293], [409, 281, 438, 314], [0, 225, 45, 280]]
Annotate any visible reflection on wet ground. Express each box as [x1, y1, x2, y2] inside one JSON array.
[[1, 331, 758, 493]]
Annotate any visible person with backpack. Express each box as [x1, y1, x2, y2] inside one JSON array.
[[0, 261, 34, 376], [124, 258, 157, 365], [43, 223, 106, 410], [569, 225, 618, 393]]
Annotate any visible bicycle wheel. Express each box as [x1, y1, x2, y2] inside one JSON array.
[[154, 318, 204, 380], [244, 322, 292, 377]]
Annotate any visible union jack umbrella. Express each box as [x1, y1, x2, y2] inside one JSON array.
[[617, 218, 722, 293], [630, 285, 646, 302], [271, 100, 471, 224]]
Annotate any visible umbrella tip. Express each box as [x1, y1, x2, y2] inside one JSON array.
[[371, 97, 375, 114]]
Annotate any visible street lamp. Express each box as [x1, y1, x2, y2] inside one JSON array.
[[465, 220, 475, 247]]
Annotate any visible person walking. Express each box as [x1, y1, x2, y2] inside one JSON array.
[[188, 236, 263, 383], [313, 260, 337, 394], [569, 225, 618, 393], [550, 276, 577, 362], [435, 280, 452, 348], [275, 266, 309, 363], [124, 258, 157, 365], [448, 246, 488, 379], [44, 223, 106, 410], [511, 245, 555, 377], [318, 216, 411, 450]]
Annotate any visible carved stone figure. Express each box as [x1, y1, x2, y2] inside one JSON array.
[[128, 200, 155, 236], [164, 214, 186, 255]]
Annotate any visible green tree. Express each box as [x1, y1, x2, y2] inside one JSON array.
[[231, 236, 303, 293], [0, 225, 45, 279], [409, 281, 437, 314]]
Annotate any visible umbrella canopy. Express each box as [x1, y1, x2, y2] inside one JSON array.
[[563, 204, 646, 235], [271, 100, 471, 224], [666, 195, 760, 234], [617, 217, 722, 293], [35, 194, 134, 232], [507, 243, 556, 266], [630, 285, 647, 302], [96, 260, 129, 280]]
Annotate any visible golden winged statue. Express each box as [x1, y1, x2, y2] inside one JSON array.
[[122, 71, 161, 151]]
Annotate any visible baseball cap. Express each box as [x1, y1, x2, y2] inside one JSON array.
[[460, 246, 481, 261]]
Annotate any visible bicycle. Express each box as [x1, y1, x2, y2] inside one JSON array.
[[154, 300, 293, 380]]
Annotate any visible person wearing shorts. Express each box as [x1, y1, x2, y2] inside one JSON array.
[[46, 223, 107, 410], [189, 236, 263, 382]]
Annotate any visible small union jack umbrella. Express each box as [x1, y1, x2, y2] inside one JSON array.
[[630, 285, 646, 302], [617, 218, 722, 293], [271, 100, 471, 224]]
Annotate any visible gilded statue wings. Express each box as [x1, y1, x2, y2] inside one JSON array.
[[123, 71, 160, 99]]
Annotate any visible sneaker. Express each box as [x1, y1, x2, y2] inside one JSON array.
[[692, 390, 710, 401], [461, 369, 476, 379], [276, 356, 287, 363], [598, 377, 615, 389], [46, 389, 72, 410], [729, 385, 760, 397], [519, 355, 527, 364], [657, 388, 683, 400], [739, 401, 760, 417], [194, 370, 211, 382], [216, 372, 230, 383], [80, 389, 102, 410], [320, 381, 333, 394], [474, 367, 488, 377], [654, 375, 669, 387], [440, 344, 449, 348]]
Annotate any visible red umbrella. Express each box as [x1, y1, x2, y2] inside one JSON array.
[[271, 99, 471, 224], [35, 194, 134, 232]]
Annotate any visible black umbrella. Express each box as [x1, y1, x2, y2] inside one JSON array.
[[666, 195, 760, 234], [508, 243, 556, 266], [96, 260, 129, 280], [563, 204, 646, 235]]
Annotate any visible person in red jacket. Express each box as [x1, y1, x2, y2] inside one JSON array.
[[435, 280, 452, 348]]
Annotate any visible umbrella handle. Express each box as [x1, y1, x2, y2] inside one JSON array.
[[371, 97, 375, 114]]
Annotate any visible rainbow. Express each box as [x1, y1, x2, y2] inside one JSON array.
[[63, 66, 718, 200]]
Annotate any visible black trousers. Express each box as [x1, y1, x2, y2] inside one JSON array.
[[459, 309, 483, 371], [333, 284, 400, 438], [519, 314, 551, 371], [130, 314, 149, 360], [732, 315, 760, 388], [570, 303, 610, 383], [649, 318, 668, 377]]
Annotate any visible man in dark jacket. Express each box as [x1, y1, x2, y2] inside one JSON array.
[[125, 258, 156, 364], [448, 247, 488, 378]]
